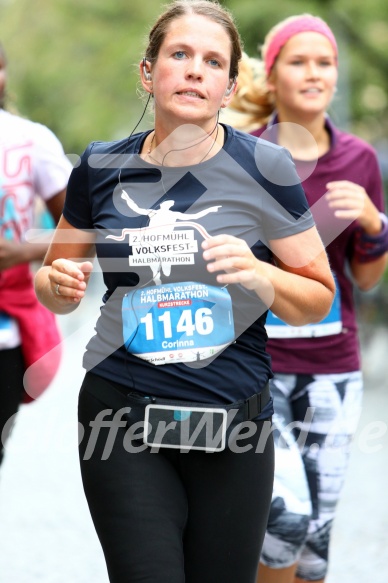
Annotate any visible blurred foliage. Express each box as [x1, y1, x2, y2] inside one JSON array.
[[1, 0, 387, 293], [0, 0, 166, 153]]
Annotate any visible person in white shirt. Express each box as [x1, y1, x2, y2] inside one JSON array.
[[0, 42, 73, 466]]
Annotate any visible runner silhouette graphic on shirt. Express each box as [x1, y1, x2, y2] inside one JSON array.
[[121, 189, 221, 284]]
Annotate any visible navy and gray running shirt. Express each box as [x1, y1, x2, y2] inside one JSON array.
[[63, 124, 314, 416]]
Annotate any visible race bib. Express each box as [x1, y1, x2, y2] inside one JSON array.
[[122, 282, 235, 365], [265, 276, 342, 339]]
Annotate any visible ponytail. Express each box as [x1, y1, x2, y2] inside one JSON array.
[[222, 52, 274, 131]]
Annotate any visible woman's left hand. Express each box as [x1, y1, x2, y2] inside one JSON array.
[[202, 228, 335, 327], [326, 180, 382, 234]]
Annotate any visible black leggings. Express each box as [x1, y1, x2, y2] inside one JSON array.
[[0, 346, 25, 466], [78, 373, 274, 583]]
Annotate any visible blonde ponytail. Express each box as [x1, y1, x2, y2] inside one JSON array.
[[221, 52, 274, 132]]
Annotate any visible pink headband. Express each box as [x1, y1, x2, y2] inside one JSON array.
[[264, 16, 338, 77]]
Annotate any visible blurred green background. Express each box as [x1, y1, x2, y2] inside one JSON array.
[[1, 0, 387, 153], [1, 0, 387, 306]]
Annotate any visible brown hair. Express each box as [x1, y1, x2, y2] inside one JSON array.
[[144, 0, 243, 81]]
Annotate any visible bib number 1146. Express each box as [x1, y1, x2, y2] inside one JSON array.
[[141, 308, 214, 340], [122, 282, 235, 365]]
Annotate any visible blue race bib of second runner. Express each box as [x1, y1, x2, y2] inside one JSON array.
[[265, 274, 342, 338], [122, 282, 235, 365]]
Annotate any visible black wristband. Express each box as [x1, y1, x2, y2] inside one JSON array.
[[353, 213, 388, 263]]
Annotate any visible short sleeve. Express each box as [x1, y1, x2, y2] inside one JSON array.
[[258, 145, 315, 242], [63, 144, 94, 229], [32, 123, 73, 200]]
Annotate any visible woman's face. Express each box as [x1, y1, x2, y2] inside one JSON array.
[[0, 51, 7, 109], [267, 31, 338, 119], [143, 14, 235, 131]]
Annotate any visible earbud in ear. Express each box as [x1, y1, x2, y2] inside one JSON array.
[[142, 57, 152, 81], [225, 78, 237, 97]]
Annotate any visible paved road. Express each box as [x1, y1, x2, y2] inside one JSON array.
[[0, 285, 387, 582]]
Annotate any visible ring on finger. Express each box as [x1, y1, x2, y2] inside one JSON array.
[[55, 283, 61, 296]]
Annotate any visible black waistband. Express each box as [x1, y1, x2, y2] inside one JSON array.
[[83, 371, 271, 422]]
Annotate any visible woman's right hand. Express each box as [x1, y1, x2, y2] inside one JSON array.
[[48, 259, 94, 303], [34, 216, 96, 314]]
